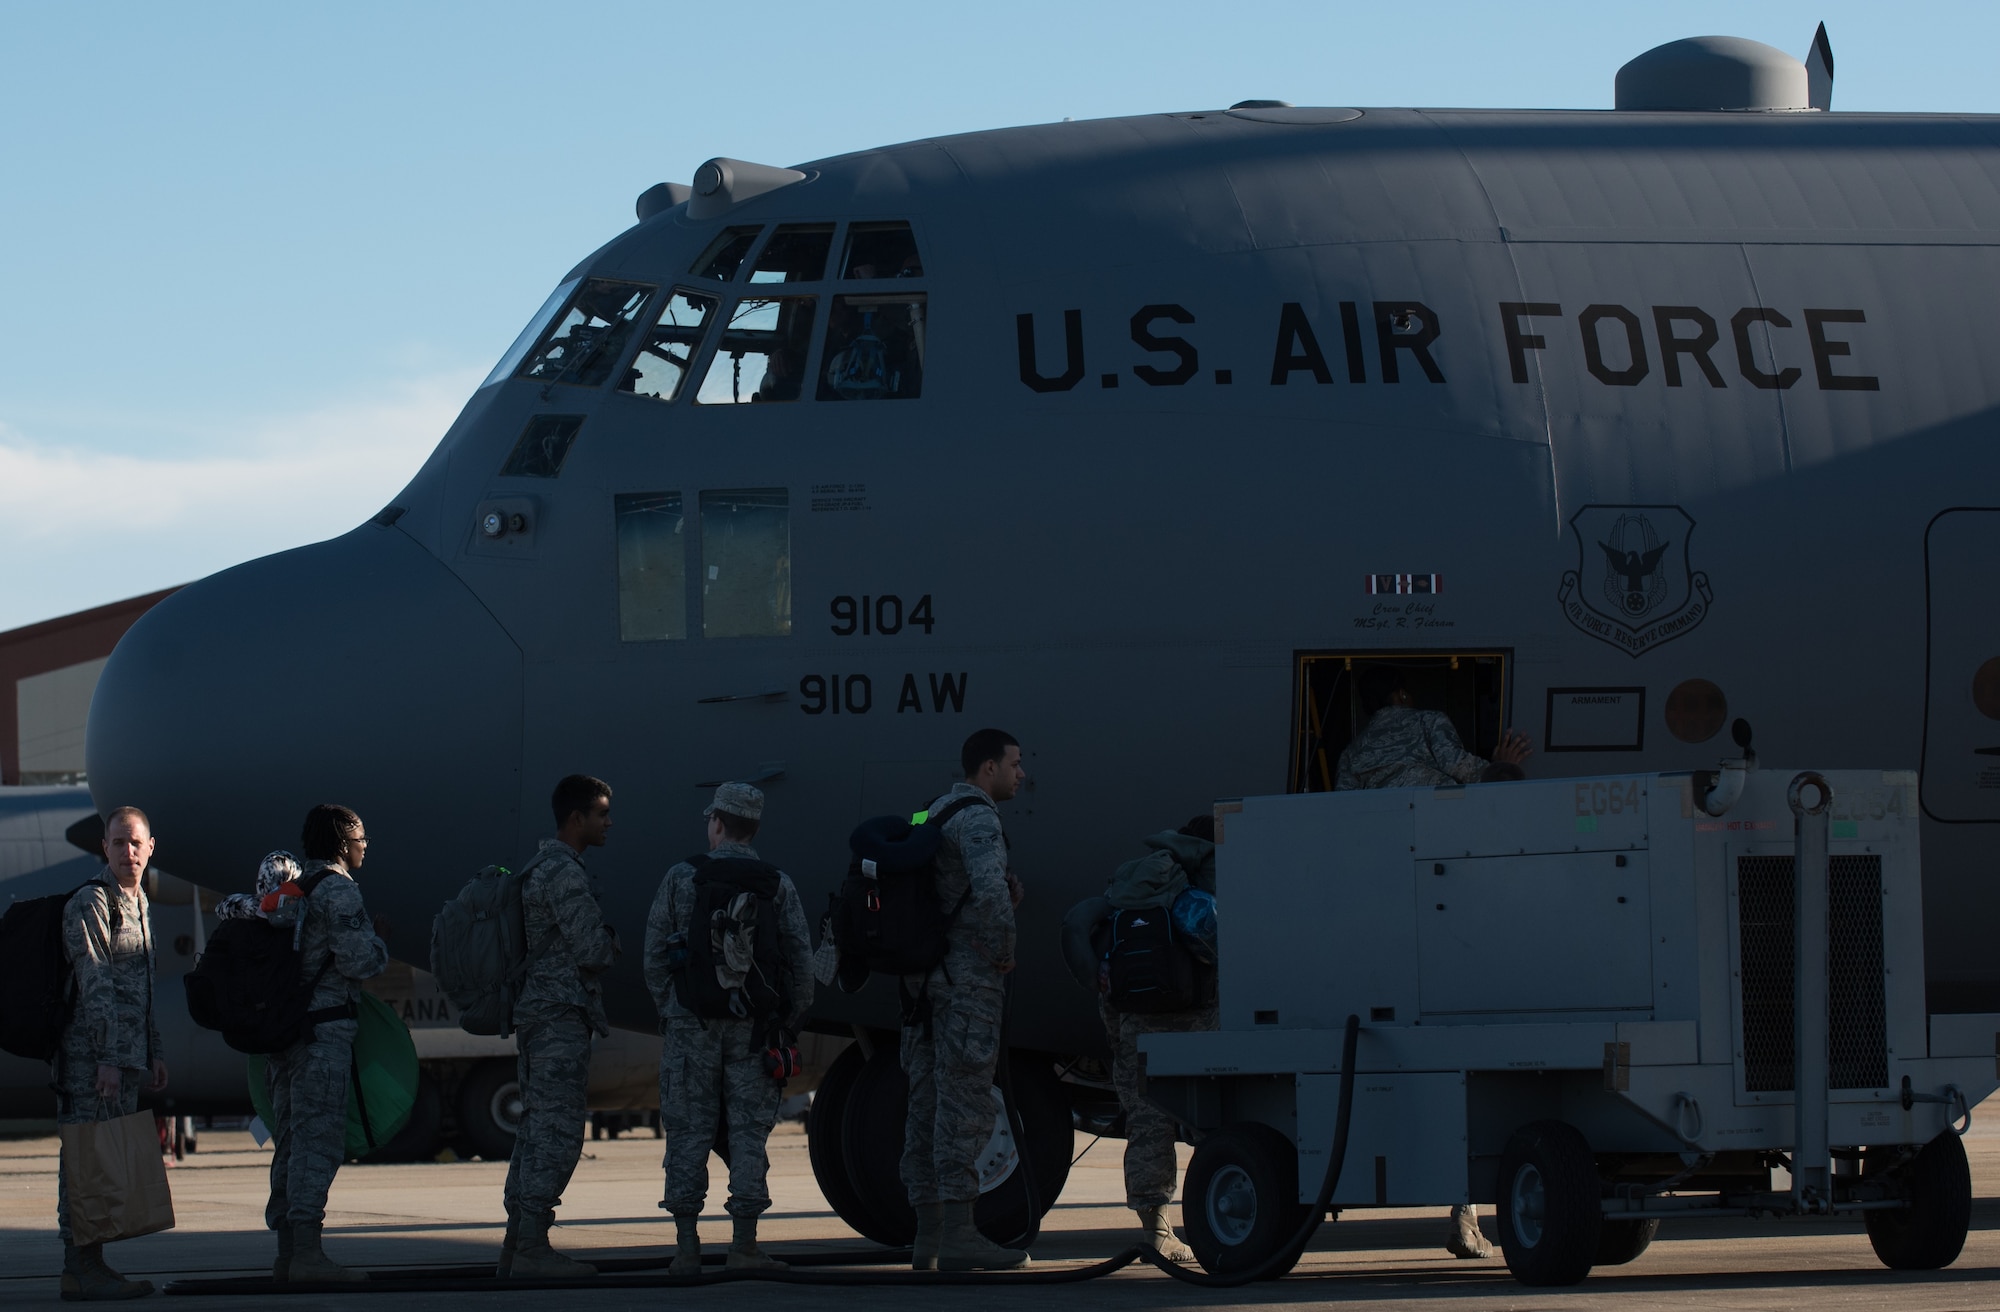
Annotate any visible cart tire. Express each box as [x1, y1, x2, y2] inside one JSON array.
[[1592, 1217, 1658, 1266], [1495, 1120, 1602, 1286], [1183, 1123, 1311, 1278], [1865, 1131, 1972, 1270]]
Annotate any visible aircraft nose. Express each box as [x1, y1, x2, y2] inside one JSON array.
[[87, 525, 524, 904]]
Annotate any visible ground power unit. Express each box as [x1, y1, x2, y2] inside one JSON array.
[[1141, 764, 1999, 1285]]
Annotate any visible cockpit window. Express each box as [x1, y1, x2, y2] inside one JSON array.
[[749, 224, 834, 283], [514, 279, 655, 387], [818, 295, 925, 401], [623, 288, 718, 402], [482, 277, 581, 388], [499, 415, 585, 478], [691, 227, 760, 281], [694, 297, 818, 405], [841, 222, 923, 279]]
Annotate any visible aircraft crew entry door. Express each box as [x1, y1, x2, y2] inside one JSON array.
[[1291, 650, 1513, 793]]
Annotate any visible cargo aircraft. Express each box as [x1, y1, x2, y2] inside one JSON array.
[[84, 28, 2000, 1240]]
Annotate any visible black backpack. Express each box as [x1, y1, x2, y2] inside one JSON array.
[[0, 880, 118, 1061], [675, 855, 791, 1021], [184, 868, 348, 1054], [1103, 904, 1198, 1014], [830, 796, 992, 984]]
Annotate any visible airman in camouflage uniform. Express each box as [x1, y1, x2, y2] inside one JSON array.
[[1336, 667, 1530, 1259], [55, 806, 167, 1301], [1097, 818, 1221, 1263], [499, 775, 619, 1280], [645, 782, 814, 1274], [1334, 667, 1532, 792], [901, 730, 1032, 1272], [266, 805, 389, 1283]]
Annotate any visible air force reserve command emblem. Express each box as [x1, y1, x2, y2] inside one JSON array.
[[1558, 505, 1713, 657]]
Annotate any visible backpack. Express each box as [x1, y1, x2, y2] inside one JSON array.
[[184, 868, 344, 1054], [1103, 904, 1198, 1014], [429, 857, 558, 1038], [830, 796, 992, 983], [0, 880, 118, 1061], [675, 855, 790, 1021]]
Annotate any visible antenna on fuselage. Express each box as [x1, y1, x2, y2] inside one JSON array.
[[1805, 22, 1834, 111]]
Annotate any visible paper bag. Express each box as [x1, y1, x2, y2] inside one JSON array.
[[59, 1109, 175, 1246]]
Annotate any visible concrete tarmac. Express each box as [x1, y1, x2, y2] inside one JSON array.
[[6, 1118, 2000, 1310]]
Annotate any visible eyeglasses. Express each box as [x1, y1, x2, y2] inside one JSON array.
[[346, 835, 369, 846]]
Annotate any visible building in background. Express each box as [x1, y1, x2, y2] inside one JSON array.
[[1, 589, 178, 785]]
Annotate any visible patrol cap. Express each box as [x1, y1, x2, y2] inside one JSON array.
[[704, 781, 765, 822]]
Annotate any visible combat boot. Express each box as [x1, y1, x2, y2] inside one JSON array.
[[508, 1213, 595, 1279], [62, 1242, 153, 1301], [272, 1222, 293, 1282], [935, 1201, 1030, 1272], [725, 1215, 786, 1270], [495, 1213, 518, 1278], [1136, 1205, 1194, 1263], [1444, 1205, 1492, 1259], [669, 1214, 702, 1276], [285, 1222, 367, 1283], [911, 1201, 942, 1271]]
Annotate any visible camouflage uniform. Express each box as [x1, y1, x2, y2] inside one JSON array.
[[55, 877, 160, 1244], [1335, 706, 1489, 790], [503, 839, 618, 1227], [645, 839, 814, 1218], [265, 862, 388, 1228], [1098, 827, 1220, 1210], [1099, 1001, 1218, 1207], [900, 783, 1015, 1206]]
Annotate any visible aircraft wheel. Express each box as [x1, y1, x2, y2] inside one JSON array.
[[818, 1044, 1072, 1247], [975, 1050, 1073, 1246], [360, 1074, 443, 1163], [1592, 1217, 1658, 1266], [1495, 1120, 1601, 1286], [1865, 1132, 1971, 1270], [807, 1043, 889, 1241], [1182, 1122, 1310, 1277], [457, 1057, 522, 1162], [840, 1049, 918, 1244]]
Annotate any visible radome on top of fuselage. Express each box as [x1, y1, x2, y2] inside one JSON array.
[[87, 35, 2000, 1069]]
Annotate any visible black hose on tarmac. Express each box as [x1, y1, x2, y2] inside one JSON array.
[[165, 1016, 1362, 1296]]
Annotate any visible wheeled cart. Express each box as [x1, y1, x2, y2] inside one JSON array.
[[1141, 765, 1999, 1285]]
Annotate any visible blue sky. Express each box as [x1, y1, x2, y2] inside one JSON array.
[[2, 1, 1994, 630]]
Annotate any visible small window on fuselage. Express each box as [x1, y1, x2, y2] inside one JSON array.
[[750, 224, 835, 283], [615, 492, 688, 640], [701, 488, 791, 638], [841, 222, 922, 279], [514, 280, 655, 387], [623, 289, 719, 402], [819, 294, 925, 401], [694, 297, 818, 405], [691, 227, 761, 281]]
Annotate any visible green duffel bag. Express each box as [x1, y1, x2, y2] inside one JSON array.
[[248, 990, 418, 1160]]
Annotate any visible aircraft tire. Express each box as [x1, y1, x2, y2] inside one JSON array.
[[457, 1057, 522, 1162], [807, 1043, 890, 1242], [360, 1073, 443, 1163], [1865, 1131, 1972, 1270], [835, 1045, 1072, 1248]]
